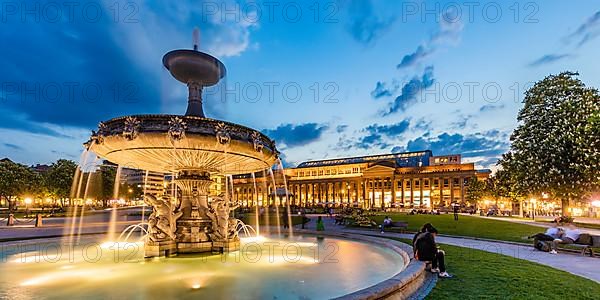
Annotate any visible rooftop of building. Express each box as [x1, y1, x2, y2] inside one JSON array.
[[295, 150, 433, 168]]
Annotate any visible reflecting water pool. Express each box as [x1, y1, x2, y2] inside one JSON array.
[[0, 235, 404, 299]]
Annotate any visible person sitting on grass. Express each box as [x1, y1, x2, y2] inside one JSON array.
[[550, 224, 581, 254], [413, 224, 452, 278], [380, 216, 392, 233], [412, 223, 434, 254]]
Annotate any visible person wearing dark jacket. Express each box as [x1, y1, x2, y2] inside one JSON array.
[[412, 223, 434, 255], [413, 225, 452, 278]]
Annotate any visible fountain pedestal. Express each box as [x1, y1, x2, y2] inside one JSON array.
[[145, 240, 177, 257], [212, 239, 240, 253], [174, 171, 214, 253]]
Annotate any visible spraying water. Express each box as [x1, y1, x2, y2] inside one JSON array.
[[193, 27, 200, 51], [76, 166, 93, 243], [251, 172, 260, 236], [277, 159, 293, 237], [141, 170, 149, 236], [261, 169, 270, 235], [106, 165, 122, 242], [268, 168, 281, 236], [68, 150, 90, 245]]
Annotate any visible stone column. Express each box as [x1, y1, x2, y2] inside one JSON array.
[[460, 177, 465, 204], [409, 178, 413, 206], [371, 179, 375, 208], [419, 177, 424, 208], [391, 177, 396, 207], [400, 178, 404, 206], [450, 177, 454, 204], [380, 178, 385, 208]]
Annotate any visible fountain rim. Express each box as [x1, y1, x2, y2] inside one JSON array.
[[98, 114, 276, 146], [162, 49, 227, 79]]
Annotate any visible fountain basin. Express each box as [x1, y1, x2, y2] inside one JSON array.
[[163, 50, 226, 86], [87, 115, 278, 175], [0, 234, 413, 299]]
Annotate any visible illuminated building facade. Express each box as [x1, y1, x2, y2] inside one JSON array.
[[231, 150, 491, 209]]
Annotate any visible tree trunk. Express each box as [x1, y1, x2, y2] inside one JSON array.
[[561, 198, 570, 216], [518, 199, 523, 218]]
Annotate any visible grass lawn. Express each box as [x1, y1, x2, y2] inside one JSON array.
[[370, 213, 544, 243], [391, 238, 600, 299]]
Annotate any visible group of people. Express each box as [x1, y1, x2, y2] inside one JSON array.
[[529, 223, 581, 254], [413, 223, 452, 278]]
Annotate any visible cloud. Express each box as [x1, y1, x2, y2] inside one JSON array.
[[370, 81, 397, 99], [3, 143, 23, 150], [390, 146, 406, 153], [565, 11, 600, 47], [336, 125, 348, 133], [345, 0, 396, 45], [397, 45, 432, 69], [473, 157, 500, 169], [381, 66, 435, 115], [262, 123, 329, 148], [479, 104, 505, 112], [414, 118, 432, 131], [403, 131, 509, 158], [397, 10, 464, 70], [0, 0, 257, 133], [528, 54, 571, 67], [0, 109, 72, 138], [365, 120, 411, 137], [430, 11, 465, 46], [337, 120, 410, 150], [450, 115, 471, 130]]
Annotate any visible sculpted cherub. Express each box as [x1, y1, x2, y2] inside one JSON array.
[[145, 194, 183, 242]]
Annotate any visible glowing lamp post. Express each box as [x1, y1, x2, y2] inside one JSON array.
[[530, 198, 537, 220]]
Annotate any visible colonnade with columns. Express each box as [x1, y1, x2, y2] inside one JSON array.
[[232, 173, 473, 209]]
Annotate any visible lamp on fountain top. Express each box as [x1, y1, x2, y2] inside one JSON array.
[[162, 28, 226, 117]]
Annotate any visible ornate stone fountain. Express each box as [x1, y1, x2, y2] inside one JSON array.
[[85, 31, 279, 257]]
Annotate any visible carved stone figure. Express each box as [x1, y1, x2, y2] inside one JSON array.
[[251, 131, 264, 152], [145, 194, 183, 242], [168, 117, 187, 142], [206, 195, 239, 241], [123, 116, 141, 140], [215, 122, 231, 145]]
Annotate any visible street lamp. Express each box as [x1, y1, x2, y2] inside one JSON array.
[[530, 198, 537, 220]]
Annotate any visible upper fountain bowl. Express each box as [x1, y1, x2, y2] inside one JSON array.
[[163, 50, 226, 86]]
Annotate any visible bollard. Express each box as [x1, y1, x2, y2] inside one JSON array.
[[35, 213, 43, 227], [7, 214, 15, 226]]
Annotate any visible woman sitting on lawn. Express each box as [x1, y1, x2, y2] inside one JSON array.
[[413, 224, 452, 278]]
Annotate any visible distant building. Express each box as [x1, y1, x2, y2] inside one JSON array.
[[121, 169, 166, 198], [231, 150, 491, 209], [31, 164, 51, 173]]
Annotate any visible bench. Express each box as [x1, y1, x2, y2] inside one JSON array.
[[565, 234, 600, 256]]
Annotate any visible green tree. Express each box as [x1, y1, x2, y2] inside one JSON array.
[[43, 159, 77, 207], [505, 72, 600, 215], [466, 176, 487, 204], [0, 160, 39, 211]]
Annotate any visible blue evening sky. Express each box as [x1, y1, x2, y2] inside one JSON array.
[[1, 0, 599, 170]]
